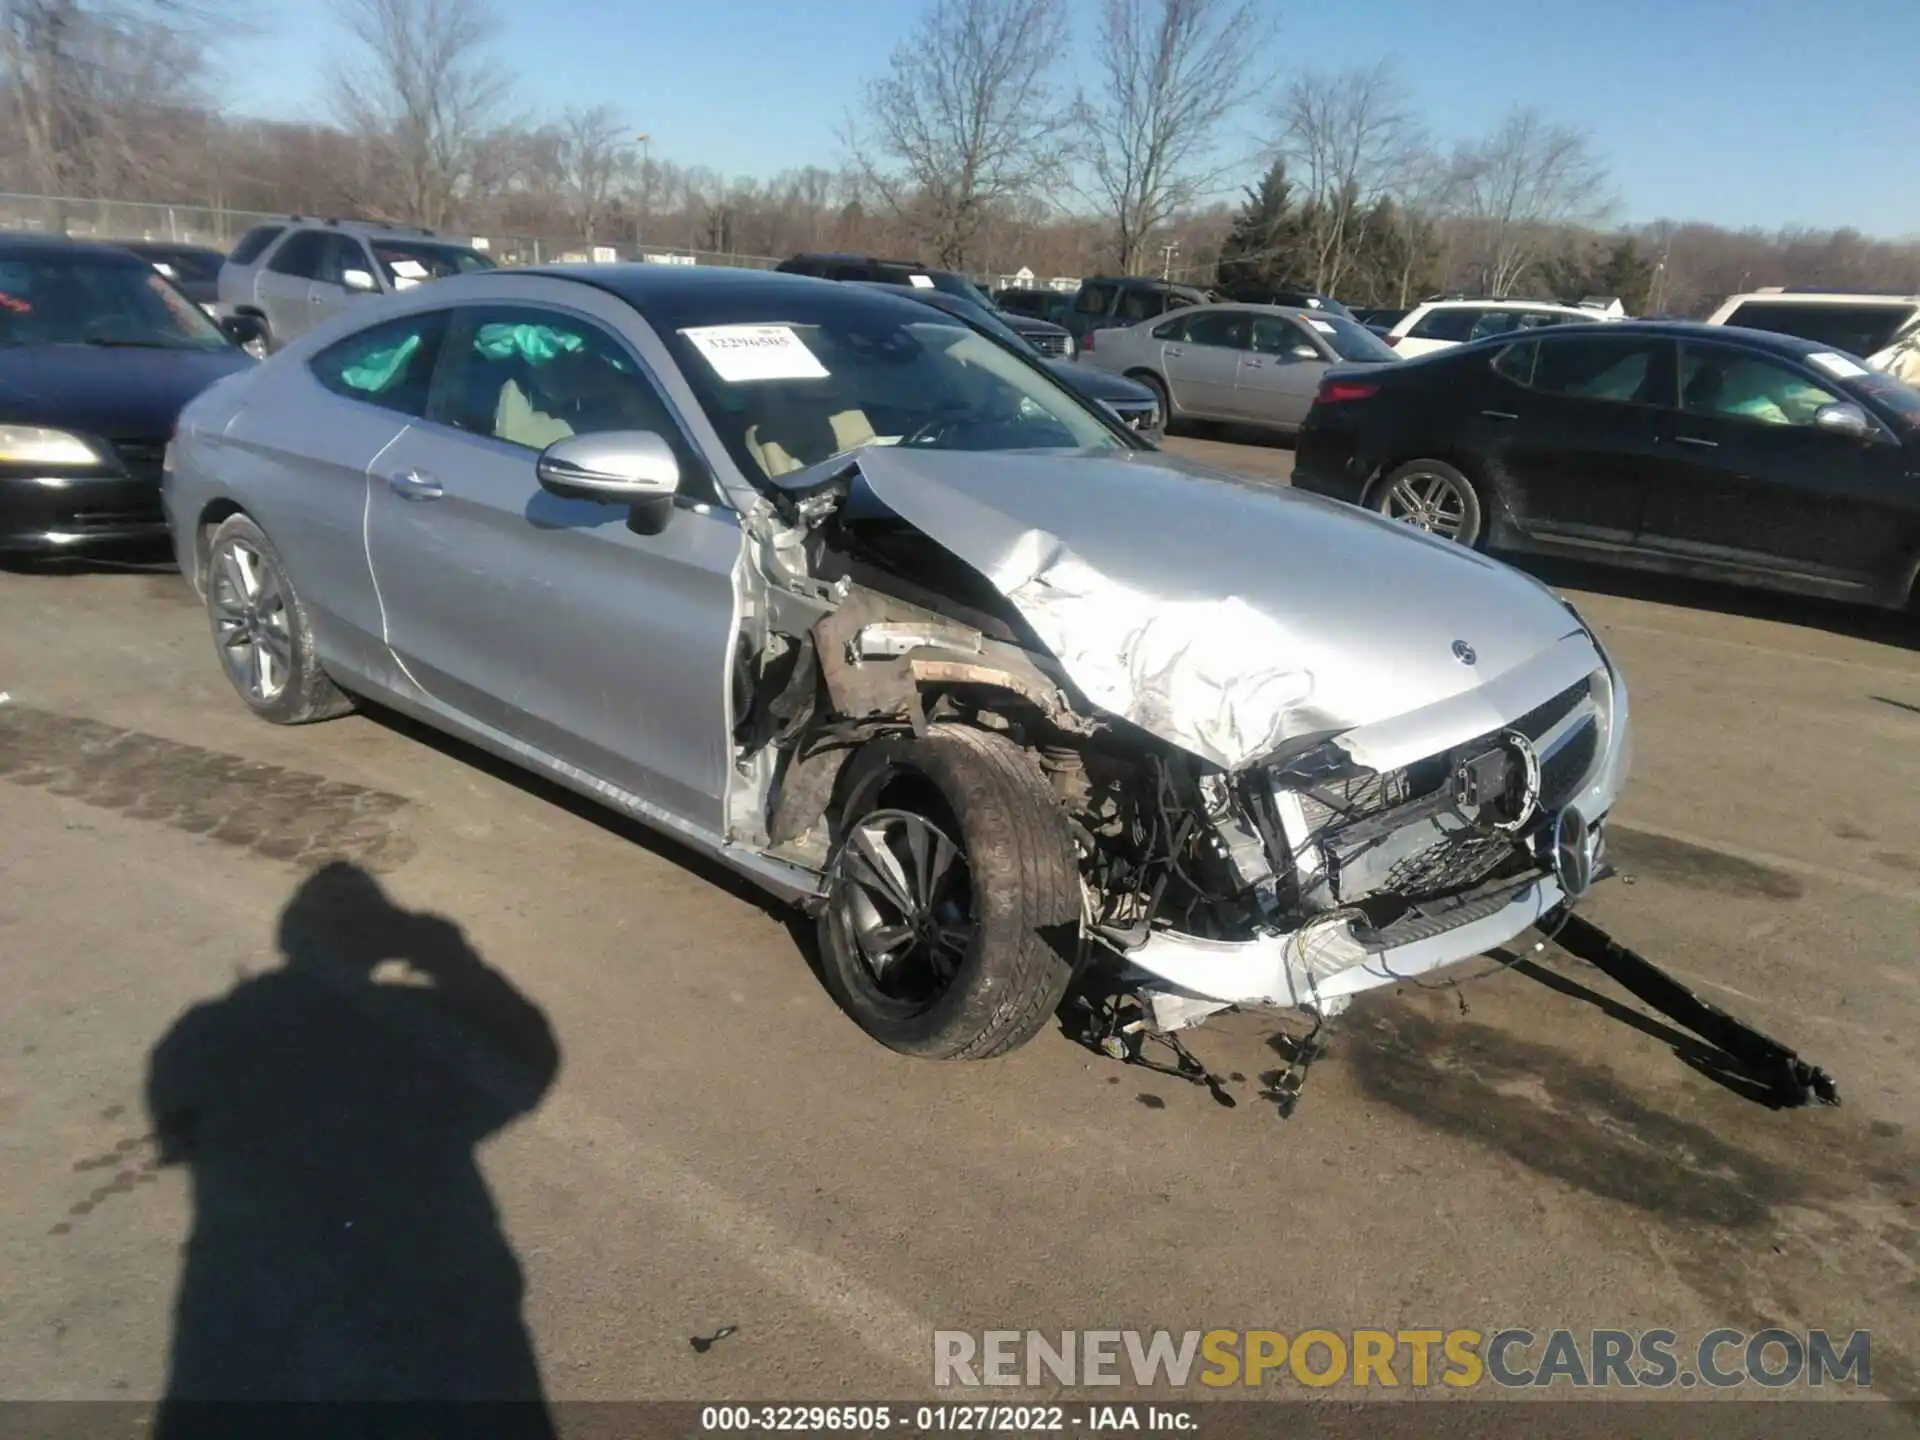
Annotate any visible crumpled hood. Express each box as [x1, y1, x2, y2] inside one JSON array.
[[851, 446, 1586, 770]]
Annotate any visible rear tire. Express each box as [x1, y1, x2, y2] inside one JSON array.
[[1373, 458, 1485, 549], [204, 513, 353, 725], [818, 725, 1081, 1060]]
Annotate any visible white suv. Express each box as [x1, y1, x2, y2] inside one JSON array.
[[1385, 299, 1613, 357], [1706, 289, 1920, 384]]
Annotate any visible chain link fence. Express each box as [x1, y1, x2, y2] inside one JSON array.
[[0, 192, 784, 271]]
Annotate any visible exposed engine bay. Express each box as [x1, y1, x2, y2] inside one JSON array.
[[725, 446, 1627, 1031]]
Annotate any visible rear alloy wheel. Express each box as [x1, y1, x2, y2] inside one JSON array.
[[1375, 458, 1485, 548], [205, 513, 353, 725], [818, 726, 1081, 1060]]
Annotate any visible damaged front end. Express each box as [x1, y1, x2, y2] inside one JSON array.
[[724, 443, 1831, 1109]]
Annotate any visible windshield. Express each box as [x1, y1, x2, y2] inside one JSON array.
[[1308, 313, 1398, 362], [368, 239, 496, 289], [1854, 371, 1920, 430], [661, 294, 1124, 482], [0, 254, 232, 350], [136, 249, 223, 283], [1725, 301, 1914, 359], [925, 272, 997, 309]]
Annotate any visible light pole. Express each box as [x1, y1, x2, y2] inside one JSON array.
[[634, 132, 651, 251]]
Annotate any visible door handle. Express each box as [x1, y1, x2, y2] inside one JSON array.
[[1670, 435, 1719, 448], [1165, 346, 1185, 357], [388, 469, 444, 500], [1244, 357, 1263, 368], [1481, 409, 1518, 421]]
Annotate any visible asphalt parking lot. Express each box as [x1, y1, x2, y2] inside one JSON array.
[[1, 431, 1916, 1426]]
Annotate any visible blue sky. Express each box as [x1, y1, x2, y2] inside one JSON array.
[[226, 0, 1920, 238]]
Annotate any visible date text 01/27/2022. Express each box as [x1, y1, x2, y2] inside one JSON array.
[[698, 1404, 1198, 1432]]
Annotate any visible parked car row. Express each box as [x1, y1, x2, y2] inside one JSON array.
[[2, 232, 1638, 1070]]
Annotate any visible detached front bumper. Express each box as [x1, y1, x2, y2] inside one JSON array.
[[1117, 635, 1633, 1027]]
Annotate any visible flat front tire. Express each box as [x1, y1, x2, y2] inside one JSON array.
[[818, 725, 1081, 1060], [1375, 458, 1485, 548], [204, 513, 353, 725]]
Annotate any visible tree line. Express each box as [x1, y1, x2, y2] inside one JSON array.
[[4, 0, 1918, 316]]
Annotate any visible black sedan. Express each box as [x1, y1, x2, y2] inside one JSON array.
[[0, 235, 257, 553], [1293, 320, 1920, 609]]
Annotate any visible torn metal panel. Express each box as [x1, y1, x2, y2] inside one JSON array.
[[849, 446, 1590, 770]]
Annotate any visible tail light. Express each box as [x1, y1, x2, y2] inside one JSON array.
[[1384, 335, 1401, 348], [1082, 329, 1095, 352], [1316, 379, 1380, 405]]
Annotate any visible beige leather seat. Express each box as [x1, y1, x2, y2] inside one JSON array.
[[745, 394, 876, 477]]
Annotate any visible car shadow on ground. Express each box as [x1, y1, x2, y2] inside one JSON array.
[[145, 861, 560, 1437], [1503, 550, 1918, 652], [0, 542, 177, 577]]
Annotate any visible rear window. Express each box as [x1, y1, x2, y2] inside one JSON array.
[[1723, 301, 1915, 360], [1307, 314, 1397, 362], [227, 226, 284, 266], [1408, 307, 1481, 342]]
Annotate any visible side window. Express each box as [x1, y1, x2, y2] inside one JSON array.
[[1467, 311, 1525, 342], [1151, 316, 1187, 341], [227, 226, 285, 267], [321, 236, 372, 287], [1119, 287, 1168, 324], [1491, 340, 1538, 386], [1679, 347, 1839, 428], [267, 231, 328, 279], [427, 304, 700, 461], [1181, 311, 1251, 350], [1248, 316, 1312, 355], [1532, 336, 1669, 405], [310, 310, 450, 416], [1409, 307, 1481, 342], [1075, 283, 1117, 315]]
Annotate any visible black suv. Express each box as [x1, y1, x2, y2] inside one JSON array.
[[776, 254, 1076, 357], [1064, 277, 1210, 341]]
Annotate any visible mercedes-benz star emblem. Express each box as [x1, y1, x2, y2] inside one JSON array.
[[1451, 640, 1477, 666]]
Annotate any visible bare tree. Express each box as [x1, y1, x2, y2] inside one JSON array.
[[549, 103, 632, 244], [1450, 107, 1610, 297], [847, 0, 1069, 269], [329, 0, 511, 229], [1273, 60, 1422, 295], [1076, 0, 1270, 274]]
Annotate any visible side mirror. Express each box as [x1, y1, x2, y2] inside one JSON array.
[[1288, 344, 1321, 361], [1813, 401, 1874, 441], [536, 430, 681, 533], [342, 268, 378, 294], [219, 313, 267, 353]]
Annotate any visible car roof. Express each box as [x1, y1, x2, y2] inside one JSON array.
[[1719, 290, 1920, 307], [1175, 301, 1315, 320], [119, 240, 224, 255], [1453, 317, 1843, 359], [0, 233, 148, 263], [1414, 298, 1594, 312], [519, 262, 927, 317]]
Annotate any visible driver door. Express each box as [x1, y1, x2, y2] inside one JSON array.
[[1161, 309, 1249, 419], [363, 292, 745, 835]]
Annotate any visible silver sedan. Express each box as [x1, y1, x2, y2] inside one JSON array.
[[1079, 302, 1398, 436], [163, 266, 1630, 1064]]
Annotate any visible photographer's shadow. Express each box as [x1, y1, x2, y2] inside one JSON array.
[[147, 862, 560, 1434]]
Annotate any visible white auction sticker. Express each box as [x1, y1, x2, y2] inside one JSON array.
[[1807, 351, 1869, 379], [1307, 318, 1336, 333], [908, 275, 936, 289], [682, 324, 830, 382], [389, 258, 429, 279]]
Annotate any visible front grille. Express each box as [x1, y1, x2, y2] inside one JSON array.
[[1379, 831, 1521, 900], [110, 438, 167, 483], [1029, 333, 1071, 357], [1540, 717, 1599, 810], [1512, 678, 1590, 742]]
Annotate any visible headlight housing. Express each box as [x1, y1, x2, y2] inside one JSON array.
[[0, 425, 107, 467]]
